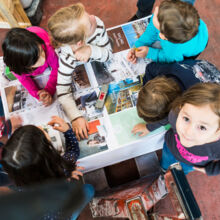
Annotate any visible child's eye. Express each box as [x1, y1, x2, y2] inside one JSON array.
[[199, 125, 207, 131], [183, 116, 189, 122]]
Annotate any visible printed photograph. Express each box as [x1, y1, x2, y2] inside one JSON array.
[[91, 50, 147, 86], [75, 90, 103, 121], [78, 119, 108, 159], [105, 77, 142, 114], [122, 17, 151, 48], [72, 64, 91, 92], [107, 26, 130, 53], [4, 84, 39, 114]]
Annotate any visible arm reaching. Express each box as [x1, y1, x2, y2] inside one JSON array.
[[132, 123, 150, 137]]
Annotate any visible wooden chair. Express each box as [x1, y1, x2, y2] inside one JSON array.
[[0, 0, 31, 28]]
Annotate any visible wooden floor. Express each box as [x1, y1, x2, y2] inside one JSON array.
[[0, 0, 220, 219]]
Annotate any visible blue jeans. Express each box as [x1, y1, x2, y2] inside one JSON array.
[[71, 184, 95, 220], [160, 142, 194, 175]]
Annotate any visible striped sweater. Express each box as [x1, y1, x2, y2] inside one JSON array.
[[56, 16, 112, 122]]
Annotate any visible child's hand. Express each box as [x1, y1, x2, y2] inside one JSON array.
[[72, 117, 89, 141], [135, 46, 149, 58], [132, 123, 150, 136], [74, 45, 92, 62], [71, 166, 85, 180], [193, 167, 206, 174], [38, 90, 53, 106], [127, 48, 137, 64], [48, 116, 69, 132], [10, 115, 23, 132]]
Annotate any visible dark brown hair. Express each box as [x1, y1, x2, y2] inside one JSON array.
[[172, 82, 220, 126], [2, 28, 45, 74], [137, 76, 181, 123], [1, 125, 76, 187], [158, 0, 200, 43]]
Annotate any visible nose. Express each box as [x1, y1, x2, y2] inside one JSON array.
[[184, 124, 194, 140]]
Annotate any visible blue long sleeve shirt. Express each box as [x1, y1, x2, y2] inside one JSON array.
[[63, 128, 80, 161], [135, 15, 209, 63]]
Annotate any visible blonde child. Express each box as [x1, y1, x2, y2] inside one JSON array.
[[161, 83, 220, 176], [48, 3, 112, 140], [127, 0, 208, 63]]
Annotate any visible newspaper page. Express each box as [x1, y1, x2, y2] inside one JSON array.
[[69, 16, 167, 159], [0, 16, 166, 163], [0, 67, 63, 152]]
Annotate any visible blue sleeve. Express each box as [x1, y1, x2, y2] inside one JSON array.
[[143, 62, 161, 85], [63, 129, 80, 161], [135, 15, 160, 48], [146, 117, 169, 131]]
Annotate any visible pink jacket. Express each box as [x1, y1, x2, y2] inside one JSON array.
[[13, 26, 59, 99]]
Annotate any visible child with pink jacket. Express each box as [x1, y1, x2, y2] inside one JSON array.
[[2, 26, 59, 106]]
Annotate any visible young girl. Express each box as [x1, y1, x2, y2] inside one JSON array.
[[2, 27, 59, 106], [127, 0, 208, 63], [1, 116, 94, 219], [1, 116, 81, 185], [161, 83, 220, 176], [47, 3, 112, 140]]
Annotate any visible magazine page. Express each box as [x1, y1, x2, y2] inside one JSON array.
[[107, 16, 151, 53], [0, 68, 64, 152]]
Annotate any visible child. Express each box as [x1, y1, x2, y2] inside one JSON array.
[[132, 76, 182, 136], [1, 116, 94, 219], [127, 0, 208, 63], [48, 3, 112, 140], [132, 60, 220, 136], [2, 27, 59, 106], [1, 116, 81, 185], [161, 83, 220, 176]]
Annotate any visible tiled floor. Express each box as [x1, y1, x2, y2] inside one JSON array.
[[0, 0, 220, 219]]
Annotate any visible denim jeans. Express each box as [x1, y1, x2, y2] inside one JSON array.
[[71, 184, 95, 220], [160, 142, 194, 175]]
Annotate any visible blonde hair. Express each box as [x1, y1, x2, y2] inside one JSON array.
[[137, 76, 181, 123], [172, 83, 220, 126], [48, 3, 86, 48]]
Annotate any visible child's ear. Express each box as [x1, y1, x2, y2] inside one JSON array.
[[159, 33, 167, 40], [77, 40, 84, 47], [154, 6, 159, 15]]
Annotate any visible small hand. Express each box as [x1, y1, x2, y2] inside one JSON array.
[[131, 123, 150, 137], [10, 115, 23, 132], [48, 116, 69, 132], [193, 167, 206, 174], [127, 48, 137, 64], [135, 46, 149, 58], [71, 166, 85, 180], [74, 45, 92, 62], [38, 90, 53, 106], [72, 117, 89, 141]]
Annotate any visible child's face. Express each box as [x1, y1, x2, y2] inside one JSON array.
[[153, 7, 167, 40], [31, 45, 45, 68], [153, 7, 160, 30], [80, 12, 97, 38], [70, 12, 96, 52], [176, 103, 220, 147]]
